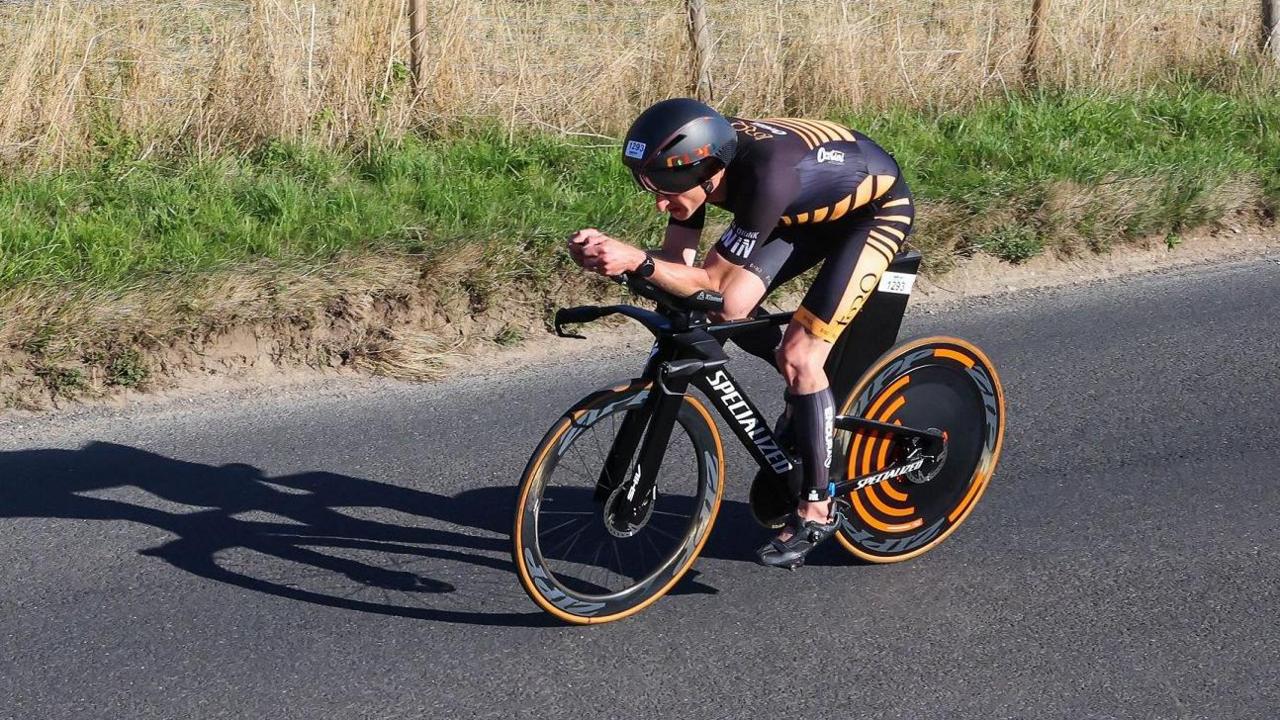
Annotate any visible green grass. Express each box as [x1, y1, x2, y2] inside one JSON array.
[[0, 82, 1277, 291]]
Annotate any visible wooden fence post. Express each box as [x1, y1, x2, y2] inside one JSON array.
[[1023, 0, 1049, 86], [409, 0, 428, 91], [686, 0, 714, 101], [1264, 0, 1280, 62]]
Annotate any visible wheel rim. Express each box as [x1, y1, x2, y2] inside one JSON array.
[[514, 387, 723, 622]]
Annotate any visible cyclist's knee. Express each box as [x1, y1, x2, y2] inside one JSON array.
[[709, 294, 757, 323], [776, 340, 828, 390]]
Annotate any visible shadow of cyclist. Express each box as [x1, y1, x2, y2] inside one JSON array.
[[0, 442, 742, 626]]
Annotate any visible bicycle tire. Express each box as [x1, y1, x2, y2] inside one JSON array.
[[832, 336, 1005, 563], [512, 382, 725, 624]]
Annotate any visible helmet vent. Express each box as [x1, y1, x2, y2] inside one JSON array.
[[657, 134, 686, 154]]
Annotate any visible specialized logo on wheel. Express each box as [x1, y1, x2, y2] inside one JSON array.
[[833, 339, 1004, 563]]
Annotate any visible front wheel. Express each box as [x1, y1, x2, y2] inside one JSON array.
[[512, 382, 725, 624], [833, 336, 1005, 563]]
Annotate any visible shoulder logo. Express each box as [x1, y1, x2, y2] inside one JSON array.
[[816, 147, 845, 164], [751, 121, 788, 136], [624, 141, 647, 159]]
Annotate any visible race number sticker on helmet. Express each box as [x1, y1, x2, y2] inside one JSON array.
[[625, 141, 647, 159]]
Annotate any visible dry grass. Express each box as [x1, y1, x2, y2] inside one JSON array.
[[0, 243, 615, 408], [0, 0, 1273, 169]]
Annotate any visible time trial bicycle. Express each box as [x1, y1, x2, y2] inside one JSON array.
[[512, 250, 1005, 624]]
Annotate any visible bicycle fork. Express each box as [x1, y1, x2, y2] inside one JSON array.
[[593, 363, 696, 533]]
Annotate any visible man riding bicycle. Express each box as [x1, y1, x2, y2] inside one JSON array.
[[568, 98, 915, 569]]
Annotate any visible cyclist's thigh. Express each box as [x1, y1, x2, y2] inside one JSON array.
[[793, 185, 916, 343]]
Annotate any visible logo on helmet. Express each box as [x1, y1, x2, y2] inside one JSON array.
[[624, 141, 647, 159], [664, 144, 712, 168]]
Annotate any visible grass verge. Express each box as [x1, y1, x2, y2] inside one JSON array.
[[1, 83, 1277, 407]]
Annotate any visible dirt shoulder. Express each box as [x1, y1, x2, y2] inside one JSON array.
[[448, 222, 1280, 378], [2, 222, 1277, 421]]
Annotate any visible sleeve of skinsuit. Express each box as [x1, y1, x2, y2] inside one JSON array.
[[714, 151, 801, 265]]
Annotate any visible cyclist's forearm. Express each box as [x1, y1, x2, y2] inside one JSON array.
[[646, 258, 720, 297]]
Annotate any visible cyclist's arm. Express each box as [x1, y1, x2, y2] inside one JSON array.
[[644, 175, 794, 297], [641, 249, 737, 297], [656, 223, 701, 267]]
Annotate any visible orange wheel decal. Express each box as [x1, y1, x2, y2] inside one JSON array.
[[866, 484, 916, 517], [880, 481, 909, 501], [933, 348, 975, 368], [948, 471, 987, 522], [865, 375, 910, 418], [851, 492, 924, 532]]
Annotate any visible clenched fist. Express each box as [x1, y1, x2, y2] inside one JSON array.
[[567, 228, 646, 277]]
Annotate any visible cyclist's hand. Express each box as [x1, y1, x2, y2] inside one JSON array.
[[567, 228, 605, 268], [570, 229, 645, 277]]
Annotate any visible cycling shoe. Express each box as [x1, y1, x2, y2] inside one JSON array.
[[755, 506, 844, 570]]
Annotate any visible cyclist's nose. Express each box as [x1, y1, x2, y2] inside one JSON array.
[[655, 197, 669, 213]]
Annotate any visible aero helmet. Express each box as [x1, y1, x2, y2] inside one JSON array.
[[621, 98, 738, 194]]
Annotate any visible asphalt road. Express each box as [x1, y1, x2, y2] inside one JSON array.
[[3, 255, 1279, 719]]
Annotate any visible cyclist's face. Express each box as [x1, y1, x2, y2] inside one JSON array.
[[651, 169, 723, 221], [653, 185, 705, 221]]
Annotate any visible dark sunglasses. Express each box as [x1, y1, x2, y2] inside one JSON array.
[[633, 159, 721, 196]]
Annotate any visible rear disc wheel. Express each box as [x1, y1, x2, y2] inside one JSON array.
[[833, 337, 1005, 563]]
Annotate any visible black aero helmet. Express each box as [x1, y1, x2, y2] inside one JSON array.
[[622, 98, 738, 194]]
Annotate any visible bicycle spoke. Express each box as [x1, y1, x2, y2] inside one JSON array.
[[540, 516, 585, 538], [642, 531, 668, 566], [610, 538, 627, 581], [645, 523, 684, 543], [544, 521, 592, 559], [558, 527, 590, 569]]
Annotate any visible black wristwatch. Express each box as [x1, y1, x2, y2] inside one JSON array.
[[634, 252, 656, 278]]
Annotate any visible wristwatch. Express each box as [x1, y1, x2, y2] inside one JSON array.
[[634, 252, 656, 278]]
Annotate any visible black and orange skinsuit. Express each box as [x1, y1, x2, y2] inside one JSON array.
[[669, 116, 915, 343]]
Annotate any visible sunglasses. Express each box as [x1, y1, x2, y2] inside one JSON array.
[[633, 159, 722, 196]]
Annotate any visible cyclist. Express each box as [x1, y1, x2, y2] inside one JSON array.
[[567, 98, 915, 569]]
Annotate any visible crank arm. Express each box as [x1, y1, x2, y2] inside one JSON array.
[[831, 455, 931, 496]]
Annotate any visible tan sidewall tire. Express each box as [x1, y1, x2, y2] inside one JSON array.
[[512, 382, 725, 625]]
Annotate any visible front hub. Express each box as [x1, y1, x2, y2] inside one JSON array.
[[603, 466, 657, 538]]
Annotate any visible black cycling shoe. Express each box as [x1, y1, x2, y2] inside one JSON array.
[[755, 505, 845, 570]]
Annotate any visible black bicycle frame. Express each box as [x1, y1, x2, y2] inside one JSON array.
[[577, 251, 936, 517]]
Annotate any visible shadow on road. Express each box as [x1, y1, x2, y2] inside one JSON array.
[[0, 442, 807, 627]]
